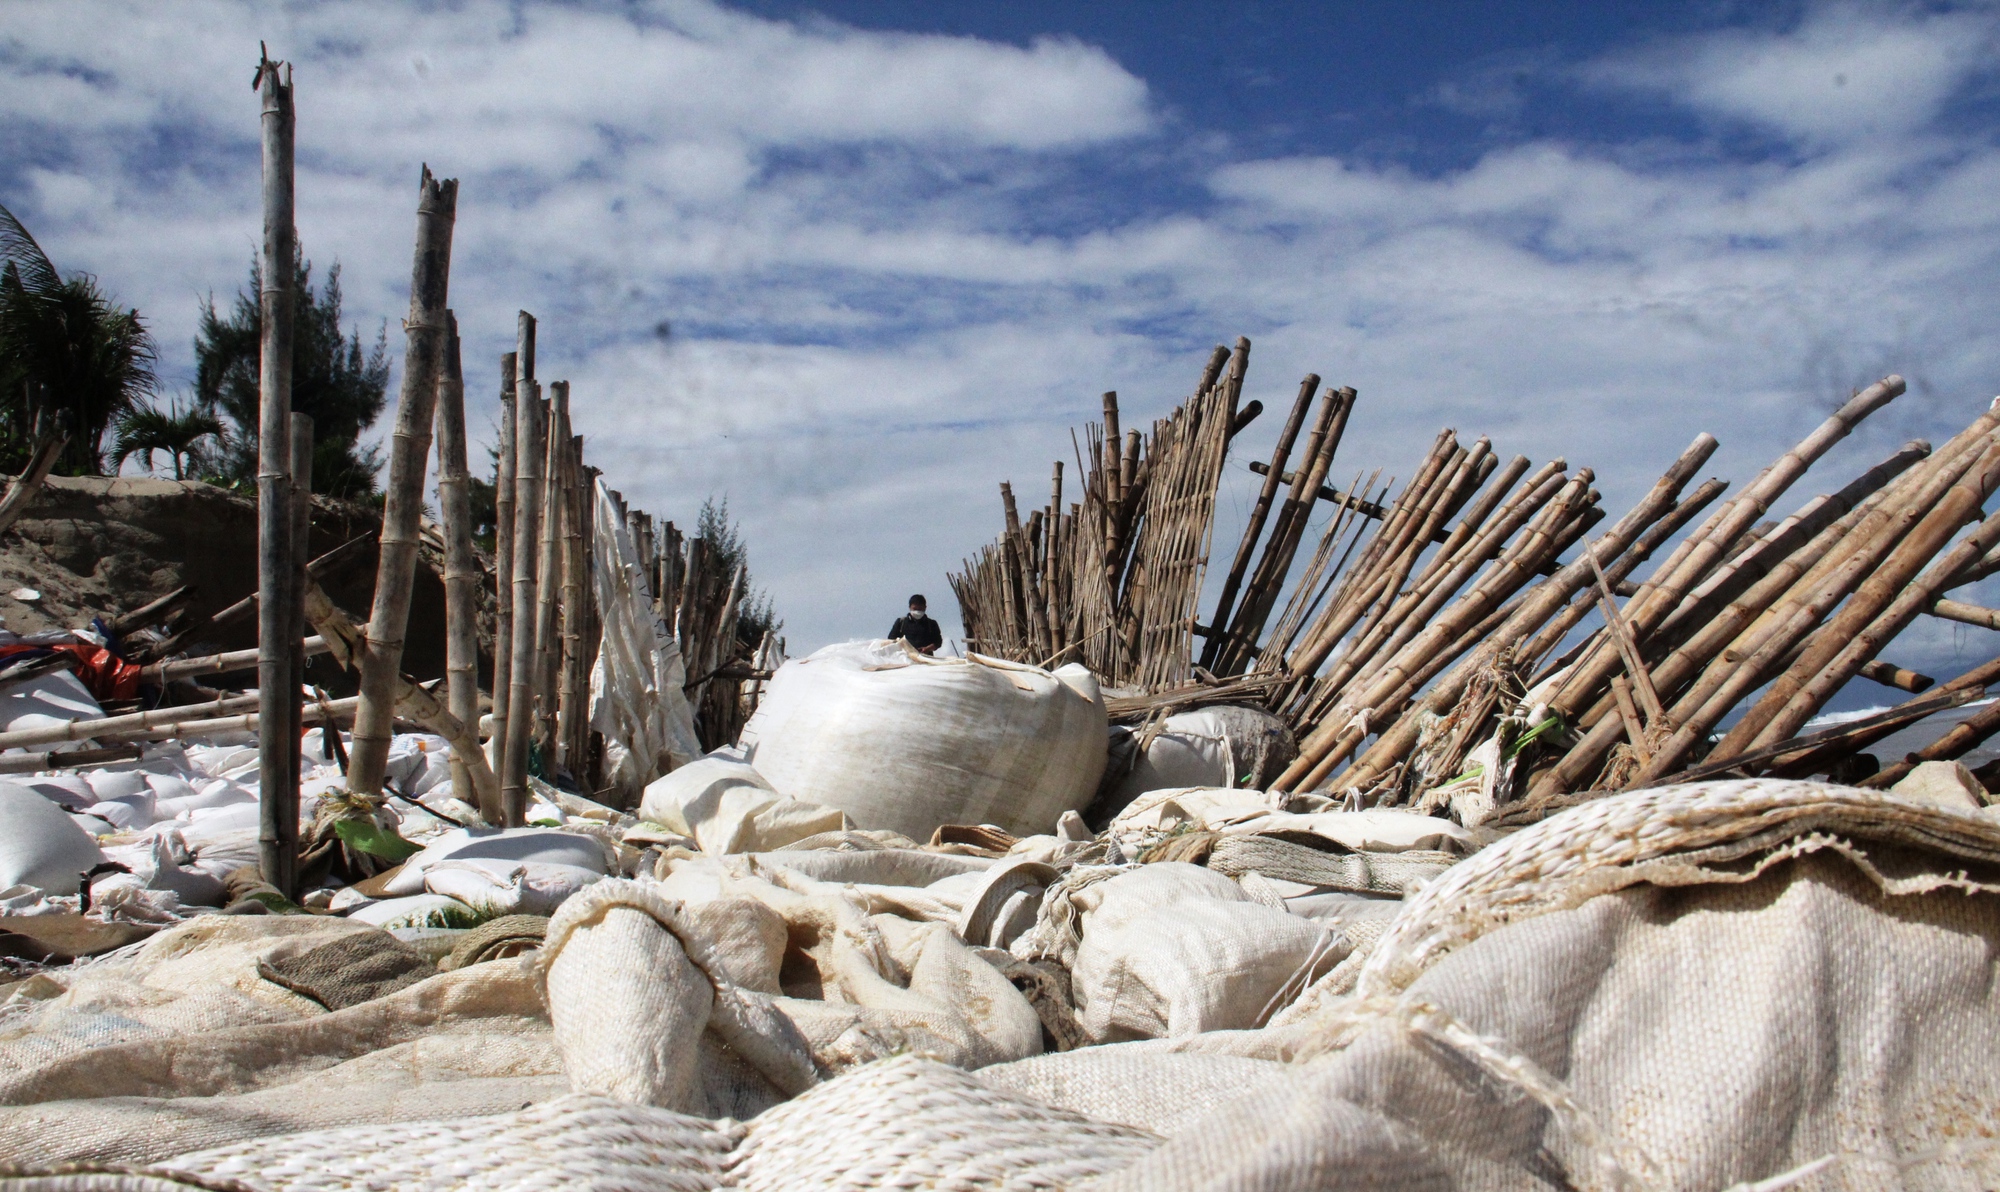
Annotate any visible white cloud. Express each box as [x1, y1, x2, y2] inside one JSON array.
[[1585, 2, 1998, 145], [4, 0, 1999, 691]]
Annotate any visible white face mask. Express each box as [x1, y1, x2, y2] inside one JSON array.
[[908, 609, 926, 619]]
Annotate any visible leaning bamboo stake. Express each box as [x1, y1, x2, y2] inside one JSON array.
[[141, 638, 331, 684], [500, 369, 546, 826], [493, 350, 518, 739], [349, 165, 458, 797], [91, 698, 361, 747], [0, 691, 263, 750], [300, 578, 498, 810], [254, 48, 298, 897], [435, 313, 493, 818]]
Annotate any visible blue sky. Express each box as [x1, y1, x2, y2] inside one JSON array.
[[5, 0, 2000, 706]]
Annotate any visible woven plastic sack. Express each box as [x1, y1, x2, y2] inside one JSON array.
[[0, 781, 107, 894], [738, 641, 1107, 840], [639, 752, 847, 854], [1069, 862, 1341, 1041], [1096, 780, 2000, 1190]]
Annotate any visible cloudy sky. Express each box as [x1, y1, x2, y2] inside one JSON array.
[[6, 0, 2000, 702]]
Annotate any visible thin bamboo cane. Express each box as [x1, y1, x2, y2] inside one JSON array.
[[493, 350, 518, 738], [350, 166, 458, 796], [557, 432, 587, 772], [287, 413, 312, 805]]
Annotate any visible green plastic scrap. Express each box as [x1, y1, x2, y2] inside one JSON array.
[[333, 819, 423, 862]]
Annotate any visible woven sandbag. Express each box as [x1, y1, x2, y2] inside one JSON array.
[[729, 1053, 1161, 1191], [537, 880, 819, 1113], [153, 1093, 741, 1191], [0, 1175, 233, 1192], [1068, 863, 1338, 1041], [440, 914, 548, 971], [254, 930, 435, 1011], [1104, 781, 2000, 1190], [1204, 834, 1457, 896]]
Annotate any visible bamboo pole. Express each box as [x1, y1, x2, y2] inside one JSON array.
[[91, 698, 361, 747], [493, 349, 518, 740], [287, 413, 313, 797], [140, 638, 331, 684], [500, 368, 546, 826], [434, 313, 491, 817], [348, 166, 458, 796], [531, 388, 566, 757], [0, 691, 261, 749], [254, 48, 298, 897], [556, 432, 587, 773]]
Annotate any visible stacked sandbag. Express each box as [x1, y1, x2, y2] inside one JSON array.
[[737, 640, 1108, 840], [1101, 705, 1297, 814]]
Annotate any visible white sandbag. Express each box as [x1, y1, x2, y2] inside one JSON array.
[[422, 859, 605, 918], [1112, 788, 1475, 853], [1070, 863, 1341, 1042], [346, 893, 482, 929], [382, 828, 609, 898], [84, 768, 151, 802], [639, 752, 847, 854], [18, 775, 95, 810], [739, 641, 1108, 841], [0, 781, 109, 893], [101, 833, 228, 907], [0, 669, 100, 733], [84, 798, 153, 831], [156, 778, 257, 818]]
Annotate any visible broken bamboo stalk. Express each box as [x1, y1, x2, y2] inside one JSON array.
[[1201, 373, 1316, 670], [349, 165, 457, 797], [0, 432, 66, 538]]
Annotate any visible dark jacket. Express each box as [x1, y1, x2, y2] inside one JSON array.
[[889, 614, 943, 652]]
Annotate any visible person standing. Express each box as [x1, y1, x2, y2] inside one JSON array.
[[889, 594, 943, 656]]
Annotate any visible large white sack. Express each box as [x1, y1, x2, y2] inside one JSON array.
[[0, 781, 109, 893], [639, 752, 846, 854], [423, 859, 605, 917], [739, 641, 1108, 841]]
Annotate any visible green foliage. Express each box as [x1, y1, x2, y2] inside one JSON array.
[[0, 202, 157, 475], [697, 495, 781, 646], [112, 399, 226, 480], [331, 818, 422, 862], [196, 252, 388, 499]]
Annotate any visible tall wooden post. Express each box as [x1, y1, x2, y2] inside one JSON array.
[[348, 167, 458, 796], [556, 433, 586, 775], [532, 384, 567, 758], [255, 49, 298, 897], [492, 350, 517, 742], [434, 313, 492, 819]]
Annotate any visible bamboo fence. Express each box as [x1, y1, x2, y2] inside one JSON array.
[[952, 341, 2000, 821]]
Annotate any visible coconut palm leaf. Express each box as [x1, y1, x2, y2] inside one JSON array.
[[113, 400, 227, 481]]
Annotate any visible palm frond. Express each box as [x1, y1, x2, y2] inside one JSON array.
[[0, 202, 60, 298]]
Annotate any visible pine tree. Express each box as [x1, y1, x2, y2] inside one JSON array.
[[195, 252, 388, 499]]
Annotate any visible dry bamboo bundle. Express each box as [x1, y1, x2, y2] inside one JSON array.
[[499, 358, 545, 825]]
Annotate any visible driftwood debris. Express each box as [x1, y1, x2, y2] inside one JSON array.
[[955, 338, 2000, 821]]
